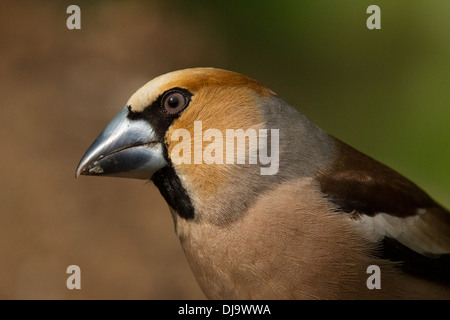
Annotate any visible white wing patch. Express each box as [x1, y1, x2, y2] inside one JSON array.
[[355, 209, 450, 256]]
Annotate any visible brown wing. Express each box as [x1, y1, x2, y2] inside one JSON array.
[[317, 138, 450, 282], [317, 138, 440, 217]]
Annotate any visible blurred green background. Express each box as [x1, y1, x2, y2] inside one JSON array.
[[0, 0, 448, 299]]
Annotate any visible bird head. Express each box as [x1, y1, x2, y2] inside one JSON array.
[[76, 68, 333, 224]]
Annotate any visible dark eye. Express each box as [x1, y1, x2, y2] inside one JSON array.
[[162, 91, 188, 114]]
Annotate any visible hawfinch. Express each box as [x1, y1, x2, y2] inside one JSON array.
[[76, 68, 450, 299]]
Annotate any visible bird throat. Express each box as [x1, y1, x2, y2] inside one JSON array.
[[151, 165, 196, 220]]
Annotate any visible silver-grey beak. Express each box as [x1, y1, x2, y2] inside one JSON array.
[[75, 107, 167, 180]]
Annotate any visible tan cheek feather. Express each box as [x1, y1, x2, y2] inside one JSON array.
[[165, 86, 264, 204]]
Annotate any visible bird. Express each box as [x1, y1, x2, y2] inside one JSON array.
[[76, 67, 450, 299]]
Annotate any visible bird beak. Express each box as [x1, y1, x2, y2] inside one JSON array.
[[75, 107, 168, 180]]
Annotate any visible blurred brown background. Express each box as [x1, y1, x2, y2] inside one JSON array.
[[0, 0, 449, 299]]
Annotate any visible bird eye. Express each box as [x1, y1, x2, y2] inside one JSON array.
[[162, 91, 188, 114]]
